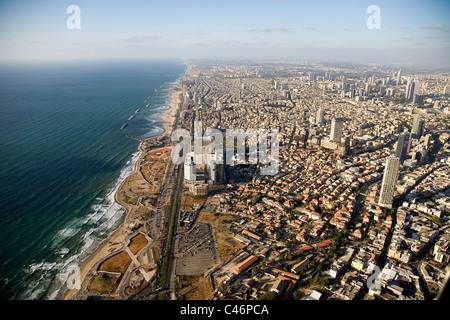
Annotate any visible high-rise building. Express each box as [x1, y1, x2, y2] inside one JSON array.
[[330, 118, 345, 143], [365, 83, 370, 95], [406, 79, 415, 100], [413, 94, 423, 105], [378, 155, 400, 208], [387, 88, 395, 96], [413, 81, 421, 96], [184, 154, 197, 182], [316, 108, 325, 125], [183, 151, 224, 185], [395, 132, 410, 162], [424, 134, 432, 148], [411, 114, 425, 138], [405, 79, 419, 100], [397, 69, 402, 85], [443, 85, 450, 95], [397, 122, 404, 134]]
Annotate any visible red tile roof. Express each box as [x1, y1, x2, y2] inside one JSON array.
[[314, 239, 332, 248]]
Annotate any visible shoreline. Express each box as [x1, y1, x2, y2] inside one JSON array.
[[63, 79, 183, 300]]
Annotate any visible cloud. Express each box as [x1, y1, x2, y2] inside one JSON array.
[[420, 23, 449, 31], [249, 27, 291, 33], [399, 26, 408, 30], [422, 36, 441, 40], [120, 35, 161, 42], [303, 27, 318, 31], [401, 37, 414, 40], [184, 30, 207, 36], [12, 38, 54, 45]]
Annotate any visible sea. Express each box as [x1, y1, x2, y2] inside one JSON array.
[[0, 59, 187, 299]]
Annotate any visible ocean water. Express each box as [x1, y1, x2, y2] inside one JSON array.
[[0, 59, 186, 299]]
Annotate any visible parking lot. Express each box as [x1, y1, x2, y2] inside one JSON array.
[[175, 222, 219, 275]]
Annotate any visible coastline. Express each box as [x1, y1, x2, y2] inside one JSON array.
[[63, 81, 183, 300]]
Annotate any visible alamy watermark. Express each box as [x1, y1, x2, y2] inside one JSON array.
[[366, 5, 381, 30], [61, 264, 81, 290], [171, 121, 279, 175], [366, 265, 381, 290], [66, 5, 81, 30]]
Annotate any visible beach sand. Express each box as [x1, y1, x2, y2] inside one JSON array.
[[160, 89, 181, 137], [63, 87, 182, 300]]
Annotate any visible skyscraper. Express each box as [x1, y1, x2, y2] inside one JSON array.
[[184, 153, 197, 182], [397, 69, 402, 85], [411, 114, 425, 138], [395, 132, 410, 162], [378, 155, 400, 208], [413, 94, 423, 105], [316, 108, 325, 125], [406, 79, 415, 100], [330, 118, 345, 143], [397, 122, 404, 134]]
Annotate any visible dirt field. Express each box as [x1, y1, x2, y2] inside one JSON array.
[[177, 275, 213, 300], [131, 205, 153, 220], [88, 273, 120, 294], [181, 194, 206, 211], [140, 146, 172, 194], [197, 212, 244, 263], [98, 251, 132, 274], [129, 180, 150, 194], [128, 233, 148, 255]]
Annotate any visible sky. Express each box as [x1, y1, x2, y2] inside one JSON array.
[[0, 0, 449, 65]]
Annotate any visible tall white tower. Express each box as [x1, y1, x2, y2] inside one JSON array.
[[184, 153, 197, 182], [330, 118, 345, 143], [378, 155, 400, 208], [316, 108, 325, 125]]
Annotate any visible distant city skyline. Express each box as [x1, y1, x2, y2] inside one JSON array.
[[0, 0, 449, 65]]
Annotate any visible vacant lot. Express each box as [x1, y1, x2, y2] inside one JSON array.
[[177, 274, 213, 300], [181, 194, 206, 211], [198, 211, 243, 263], [88, 273, 120, 294], [128, 233, 148, 255], [98, 251, 132, 274]]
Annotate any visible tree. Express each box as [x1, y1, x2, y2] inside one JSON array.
[[316, 263, 323, 273], [431, 215, 441, 225], [320, 277, 333, 287], [260, 291, 279, 300], [252, 194, 263, 204]]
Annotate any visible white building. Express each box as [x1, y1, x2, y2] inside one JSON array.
[[378, 155, 400, 208], [184, 153, 197, 182], [330, 118, 345, 143]]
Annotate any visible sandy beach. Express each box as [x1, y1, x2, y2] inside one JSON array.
[[160, 89, 181, 137], [63, 86, 182, 300]]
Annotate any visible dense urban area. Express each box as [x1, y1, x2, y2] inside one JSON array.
[[80, 61, 450, 301]]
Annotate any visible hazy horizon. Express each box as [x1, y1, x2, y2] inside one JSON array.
[[1, 0, 449, 66]]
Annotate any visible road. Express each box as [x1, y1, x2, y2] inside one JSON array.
[[151, 88, 186, 300]]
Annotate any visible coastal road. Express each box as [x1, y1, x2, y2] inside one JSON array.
[[149, 88, 186, 300], [167, 164, 184, 300]]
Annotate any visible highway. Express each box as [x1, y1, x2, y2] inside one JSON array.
[[135, 88, 186, 300]]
